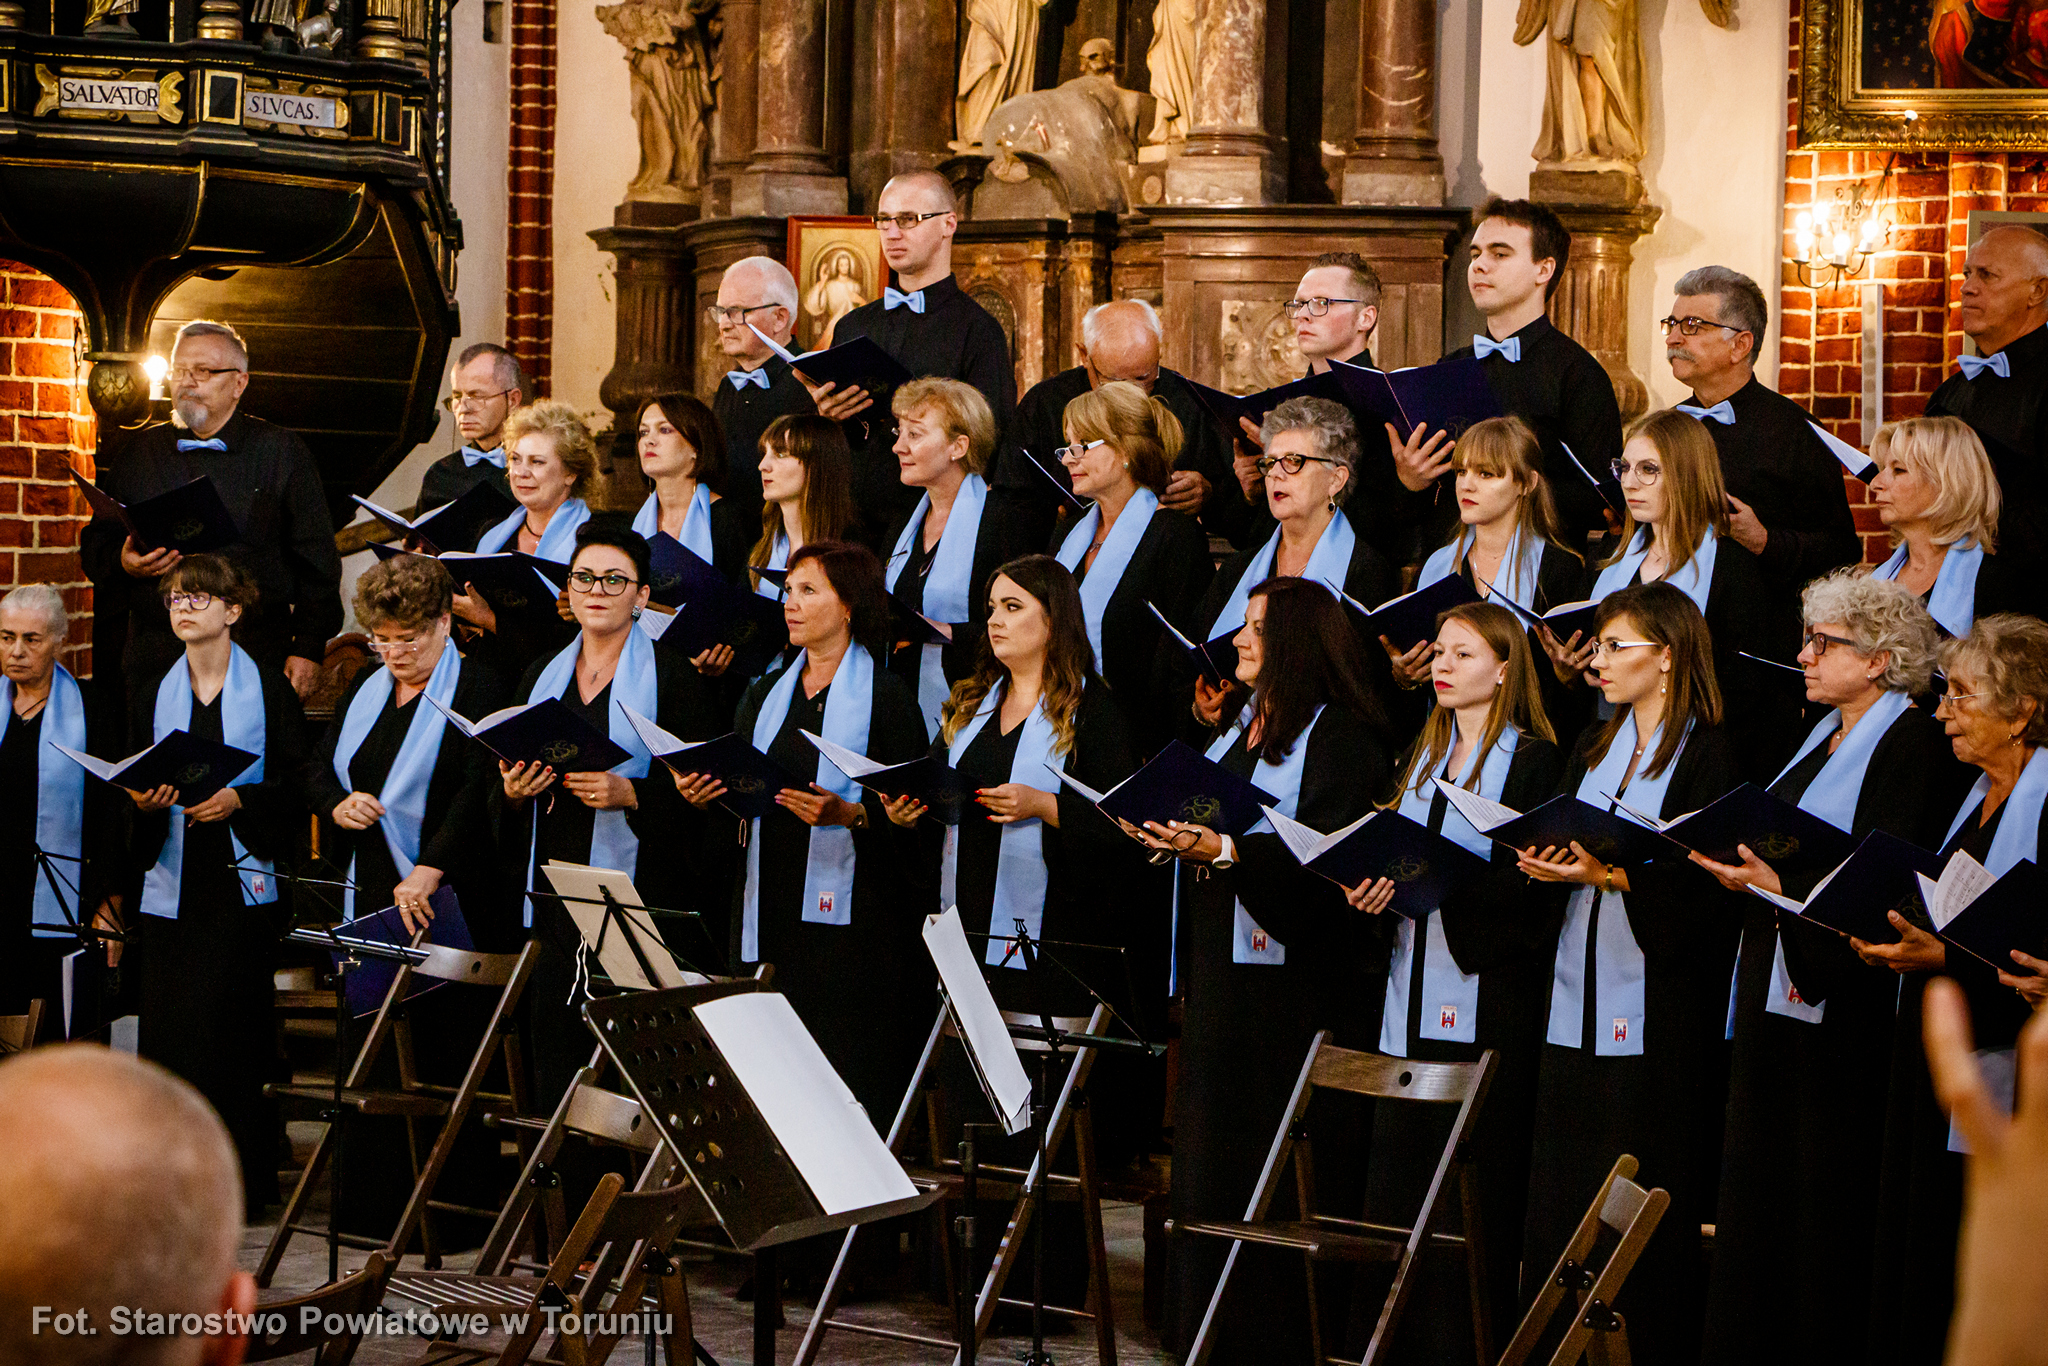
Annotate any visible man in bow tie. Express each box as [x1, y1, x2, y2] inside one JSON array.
[[710, 255, 812, 527], [825, 170, 1016, 540], [415, 342, 524, 515], [1925, 224, 2048, 560], [80, 320, 339, 704], [1664, 265, 1858, 592]]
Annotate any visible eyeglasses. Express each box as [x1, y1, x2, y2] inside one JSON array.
[[1935, 689, 1986, 711], [1610, 458, 1662, 485], [872, 211, 948, 232], [162, 591, 215, 611], [706, 302, 781, 327], [1803, 630, 1859, 658], [169, 364, 243, 384], [1590, 638, 1658, 659], [1658, 315, 1746, 338], [442, 387, 514, 412], [1254, 453, 1339, 476], [1145, 826, 1204, 864], [1055, 439, 1107, 462], [366, 635, 431, 655], [1283, 297, 1364, 319], [568, 570, 641, 596]]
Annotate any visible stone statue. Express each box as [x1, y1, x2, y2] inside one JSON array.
[[975, 39, 1148, 218], [1513, 0, 1731, 170], [1145, 0, 1196, 144], [597, 0, 718, 203], [803, 250, 868, 350], [956, 0, 1050, 149]]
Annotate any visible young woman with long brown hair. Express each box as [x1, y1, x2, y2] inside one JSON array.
[[747, 414, 860, 598]]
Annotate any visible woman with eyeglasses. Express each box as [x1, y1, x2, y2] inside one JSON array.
[[1866, 415, 2040, 637], [748, 414, 861, 599], [1049, 380, 1214, 757], [1556, 407, 1800, 782], [1858, 613, 2048, 1365], [116, 553, 307, 1218], [1188, 397, 1395, 732], [1149, 577, 1396, 1361], [1514, 581, 1741, 1366], [882, 378, 1036, 738], [1686, 571, 1970, 1366]]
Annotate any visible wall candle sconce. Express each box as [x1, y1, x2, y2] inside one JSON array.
[[1793, 149, 1902, 288]]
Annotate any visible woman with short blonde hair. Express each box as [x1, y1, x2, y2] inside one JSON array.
[[456, 399, 596, 674], [1867, 415, 2034, 636]]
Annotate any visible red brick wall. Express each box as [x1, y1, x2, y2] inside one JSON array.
[[0, 262, 95, 677], [504, 0, 556, 395]]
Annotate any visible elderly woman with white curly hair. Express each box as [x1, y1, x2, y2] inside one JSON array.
[[1689, 568, 1975, 1363]]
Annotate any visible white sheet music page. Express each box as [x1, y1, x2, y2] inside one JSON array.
[[1927, 851, 1995, 931], [694, 991, 918, 1215], [1431, 778, 1519, 832], [924, 907, 1032, 1135]]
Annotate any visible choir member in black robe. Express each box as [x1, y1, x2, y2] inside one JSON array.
[[629, 394, 753, 697], [678, 543, 934, 1125], [1351, 603, 1568, 1359], [1856, 614, 2048, 1365], [417, 342, 523, 515], [1866, 415, 2043, 638], [819, 173, 1015, 538], [995, 300, 1252, 550], [1664, 266, 1861, 593], [880, 379, 1037, 738], [118, 554, 306, 1217], [1149, 578, 1397, 1363], [1923, 225, 2048, 561], [746, 414, 862, 595], [1515, 582, 1743, 1366], [1690, 572, 1971, 1365], [80, 321, 340, 707], [708, 256, 815, 526]]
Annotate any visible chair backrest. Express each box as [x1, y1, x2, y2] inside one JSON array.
[[243, 1251, 393, 1366], [412, 944, 530, 987], [563, 1080, 660, 1154], [1495, 1155, 1672, 1366], [0, 1000, 45, 1054], [1307, 1041, 1489, 1107]]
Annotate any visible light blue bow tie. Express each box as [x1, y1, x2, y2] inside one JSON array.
[[1958, 351, 2011, 380], [1677, 400, 1736, 425], [883, 286, 926, 314], [176, 437, 227, 452], [1472, 333, 1521, 363], [727, 368, 771, 391], [461, 445, 506, 468]]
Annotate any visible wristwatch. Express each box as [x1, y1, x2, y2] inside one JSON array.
[[1212, 834, 1237, 870]]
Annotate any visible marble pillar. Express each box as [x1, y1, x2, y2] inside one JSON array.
[[1344, 0, 1443, 206], [590, 223, 695, 504], [1545, 202, 1663, 422], [710, 0, 760, 215], [1163, 0, 1283, 205], [730, 0, 846, 216], [851, 0, 957, 209]]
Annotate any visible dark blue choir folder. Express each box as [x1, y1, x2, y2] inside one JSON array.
[[1936, 858, 2048, 971], [1434, 779, 1687, 867], [1019, 447, 1089, 513], [72, 470, 238, 555], [1657, 783, 1861, 888], [1056, 740, 1276, 838], [1769, 829, 1945, 941], [1484, 588, 1603, 645], [645, 533, 723, 609], [1331, 356, 1503, 437], [749, 564, 790, 592], [437, 551, 571, 620], [750, 323, 913, 391], [1148, 601, 1236, 688], [804, 731, 968, 823], [628, 725, 799, 822], [1349, 574, 1481, 651], [888, 598, 955, 649], [352, 482, 517, 555], [1184, 370, 1351, 443], [329, 887, 473, 1017], [53, 730, 258, 805], [426, 695, 630, 773], [1556, 441, 1624, 513], [641, 535, 790, 673], [1265, 805, 1489, 918]]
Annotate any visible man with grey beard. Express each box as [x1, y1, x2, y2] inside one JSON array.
[[80, 320, 340, 703]]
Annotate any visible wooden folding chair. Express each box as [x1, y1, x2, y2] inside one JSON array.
[[0, 998, 44, 1054], [793, 1003, 1119, 1366], [247, 1250, 395, 1366], [258, 940, 541, 1286], [1494, 1156, 1668, 1366], [1170, 1031, 1497, 1366]]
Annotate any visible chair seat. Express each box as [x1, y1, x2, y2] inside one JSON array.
[[264, 1083, 451, 1117], [385, 1270, 548, 1314], [1171, 1219, 1406, 1263]]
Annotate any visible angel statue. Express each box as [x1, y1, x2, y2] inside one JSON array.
[[595, 0, 718, 202], [1514, 0, 1734, 169]]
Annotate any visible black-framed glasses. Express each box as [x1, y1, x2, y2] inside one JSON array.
[[872, 211, 948, 231], [568, 570, 640, 596], [442, 387, 514, 412], [1283, 297, 1364, 318], [1254, 453, 1338, 476], [1145, 825, 1204, 864], [169, 364, 243, 384], [705, 302, 781, 327], [1658, 315, 1746, 338], [1055, 439, 1107, 462], [1610, 457, 1662, 485], [162, 591, 214, 611], [1803, 630, 1859, 658]]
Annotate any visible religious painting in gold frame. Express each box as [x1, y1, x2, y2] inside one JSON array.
[[1801, 0, 2048, 148], [785, 216, 884, 352]]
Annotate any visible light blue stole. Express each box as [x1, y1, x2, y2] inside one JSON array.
[[1381, 727, 1519, 1054], [754, 533, 790, 600], [1054, 487, 1158, 666], [475, 496, 592, 559], [886, 473, 990, 735], [1204, 706, 1324, 965], [633, 483, 715, 562], [3, 667, 87, 935], [942, 680, 1062, 968], [1943, 744, 2048, 874], [1419, 523, 1546, 611], [1546, 710, 1688, 1056], [1206, 510, 1357, 641], [141, 645, 274, 919], [330, 642, 464, 920], [521, 626, 660, 926], [740, 645, 875, 961], [1872, 539, 1983, 638], [1591, 526, 1719, 612]]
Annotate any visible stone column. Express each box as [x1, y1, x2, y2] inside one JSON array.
[[730, 0, 847, 215], [850, 0, 956, 208], [1164, 0, 1283, 205], [589, 225, 695, 506], [709, 0, 760, 215], [1343, 0, 1443, 206], [1544, 202, 1664, 421]]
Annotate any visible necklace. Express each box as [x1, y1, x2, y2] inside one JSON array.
[[523, 514, 547, 538]]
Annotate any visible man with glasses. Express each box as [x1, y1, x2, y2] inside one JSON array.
[[1664, 265, 1858, 593], [1925, 224, 2048, 560], [826, 170, 1015, 538], [417, 342, 524, 514], [80, 319, 339, 705], [709, 255, 812, 525]]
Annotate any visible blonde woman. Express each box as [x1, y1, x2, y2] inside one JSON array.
[[1867, 414, 2038, 635]]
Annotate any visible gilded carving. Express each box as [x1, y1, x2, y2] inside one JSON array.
[[1799, 0, 2048, 149], [157, 71, 182, 125]]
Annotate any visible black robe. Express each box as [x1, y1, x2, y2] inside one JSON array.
[[126, 656, 307, 1213], [1690, 377, 1861, 595], [994, 365, 1256, 550], [418, 448, 513, 521], [710, 355, 814, 529], [1924, 322, 2048, 561], [830, 274, 1017, 539], [1163, 704, 1394, 1362], [1520, 722, 1741, 1366], [1704, 703, 1972, 1365], [882, 487, 1040, 720], [728, 657, 936, 1126]]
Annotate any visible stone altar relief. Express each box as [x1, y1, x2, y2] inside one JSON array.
[[956, 0, 1051, 149], [1219, 301, 1306, 394], [974, 38, 1150, 218], [597, 0, 718, 204]]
